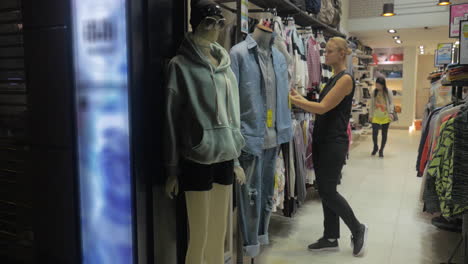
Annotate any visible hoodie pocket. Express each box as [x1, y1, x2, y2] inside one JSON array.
[[189, 127, 245, 164]]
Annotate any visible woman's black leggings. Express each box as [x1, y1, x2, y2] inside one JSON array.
[[372, 123, 390, 151]]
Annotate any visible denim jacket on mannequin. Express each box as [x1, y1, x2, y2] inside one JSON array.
[[230, 35, 293, 156]]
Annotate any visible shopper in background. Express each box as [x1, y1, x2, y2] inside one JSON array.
[[289, 37, 368, 257], [369, 77, 394, 158]]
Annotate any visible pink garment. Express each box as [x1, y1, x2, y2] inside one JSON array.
[[306, 37, 321, 90]]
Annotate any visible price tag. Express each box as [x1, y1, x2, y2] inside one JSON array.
[[267, 109, 273, 128]]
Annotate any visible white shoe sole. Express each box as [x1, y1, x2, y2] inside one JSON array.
[[353, 224, 369, 257], [308, 247, 340, 252]]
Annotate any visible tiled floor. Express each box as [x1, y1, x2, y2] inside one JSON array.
[[255, 129, 464, 264]]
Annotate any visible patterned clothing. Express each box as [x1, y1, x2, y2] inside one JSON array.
[[426, 117, 468, 217]]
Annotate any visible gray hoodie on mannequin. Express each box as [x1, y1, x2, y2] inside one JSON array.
[[164, 34, 245, 178]]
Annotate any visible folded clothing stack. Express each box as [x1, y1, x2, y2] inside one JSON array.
[[446, 64, 468, 81]]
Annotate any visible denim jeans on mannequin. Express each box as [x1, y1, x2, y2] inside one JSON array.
[[236, 147, 279, 257]]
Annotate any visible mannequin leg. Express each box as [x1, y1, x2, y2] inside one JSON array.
[[205, 184, 231, 264], [185, 191, 210, 264]]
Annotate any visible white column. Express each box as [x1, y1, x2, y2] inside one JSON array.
[[396, 46, 418, 129]]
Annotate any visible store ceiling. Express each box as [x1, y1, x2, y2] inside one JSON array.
[[350, 25, 455, 54]]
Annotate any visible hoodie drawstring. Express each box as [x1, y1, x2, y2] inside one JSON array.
[[210, 66, 222, 125], [224, 73, 233, 124], [210, 66, 233, 126]]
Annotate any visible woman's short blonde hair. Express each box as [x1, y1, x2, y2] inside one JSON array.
[[328, 37, 352, 56]]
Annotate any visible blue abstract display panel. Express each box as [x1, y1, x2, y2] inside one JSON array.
[[71, 0, 135, 263]]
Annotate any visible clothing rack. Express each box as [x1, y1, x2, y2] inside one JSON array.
[[440, 79, 468, 264]]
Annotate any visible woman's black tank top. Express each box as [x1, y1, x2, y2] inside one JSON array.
[[313, 71, 355, 145]]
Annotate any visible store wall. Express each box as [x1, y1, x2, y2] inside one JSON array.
[[393, 46, 418, 129], [415, 55, 436, 119]]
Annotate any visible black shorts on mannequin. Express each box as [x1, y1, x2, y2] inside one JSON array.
[[179, 159, 234, 191]]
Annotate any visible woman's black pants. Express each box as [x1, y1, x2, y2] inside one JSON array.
[[313, 143, 361, 239], [372, 123, 390, 151]]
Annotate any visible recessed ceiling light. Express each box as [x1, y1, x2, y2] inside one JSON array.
[[393, 36, 400, 40], [420, 51, 424, 54], [419, 45, 424, 49], [388, 29, 397, 34], [396, 39, 402, 44], [437, 0, 451, 6], [456, 41, 460, 45]]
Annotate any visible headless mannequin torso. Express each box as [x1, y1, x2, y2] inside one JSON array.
[[252, 25, 273, 51]]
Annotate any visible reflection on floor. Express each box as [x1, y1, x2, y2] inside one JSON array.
[[255, 129, 464, 264]]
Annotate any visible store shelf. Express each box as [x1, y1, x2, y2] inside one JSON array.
[[355, 54, 373, 59], [441, 80, 468, 86], [219, 0, 346, 38], [373, 61, 404, 65]]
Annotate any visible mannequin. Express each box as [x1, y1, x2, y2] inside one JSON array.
[[252, 24, 273, 50], [164, 1, 245, 264], [229, 22, 292, 257]]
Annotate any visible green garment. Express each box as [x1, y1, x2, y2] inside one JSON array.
[[164, 34, 245, 178], [427, 118, 468, 217]]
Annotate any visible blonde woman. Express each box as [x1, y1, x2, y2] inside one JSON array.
[[290, 37, 368, 257]]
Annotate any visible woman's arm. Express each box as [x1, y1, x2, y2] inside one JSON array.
[[388, 90, 395, 114], [290, 74, 353, 115], [369, 89, 375, 120]]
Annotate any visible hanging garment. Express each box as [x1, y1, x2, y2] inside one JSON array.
[[426, 117, 468, 217], [273, 16, 293, 65], [281, 142, 297, 217], [453, 106, 468, 208], [273, 151, 286, 212], [293, 121, 307, 204], [306, 36, 322, 90], [416, 106, 445, 176], [317, 32, 333, 87]]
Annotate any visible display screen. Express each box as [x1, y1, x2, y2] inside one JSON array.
[[436, 43, 453, 66], [71, 0, 135, 263]]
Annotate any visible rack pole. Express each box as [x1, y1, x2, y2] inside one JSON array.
[[463, 213, 468, 264]]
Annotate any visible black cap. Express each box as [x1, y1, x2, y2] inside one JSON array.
[[190, 0, 223, 31]]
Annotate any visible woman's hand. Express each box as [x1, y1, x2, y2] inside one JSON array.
[[289, 89, 306, 105]]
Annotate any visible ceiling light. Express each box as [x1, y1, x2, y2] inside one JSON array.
[[382, 3, 396, 17], [420, 51, 424, 54], [456, 41, 460, 45], [388, 29, 397, 34], [393, 36, 400, 39], [419, 46, 424, 49], [437, 0, 451, 6], [396, 39, 402, 44]]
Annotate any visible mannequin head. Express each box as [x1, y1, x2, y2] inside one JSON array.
[[325, 37, 352, 68], [191, 0, 225, 43]]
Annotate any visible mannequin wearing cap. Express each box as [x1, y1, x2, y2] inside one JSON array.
[[164, 1, 246, 264]]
